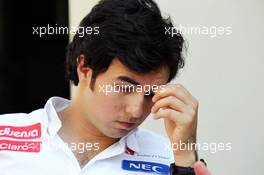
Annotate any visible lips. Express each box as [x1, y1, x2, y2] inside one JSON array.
[[116, 121, 136, 129]]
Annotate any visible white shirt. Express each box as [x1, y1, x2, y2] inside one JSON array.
[[0, 97, 174, 175]]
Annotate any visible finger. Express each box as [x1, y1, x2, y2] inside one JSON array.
[[194, 161, 211, 175], [152, 107, 192, 124], [153, 84, 196, 107], [151, 96, 192, 114], [174, 84, 194, 99], [174, 84, 199, 108]]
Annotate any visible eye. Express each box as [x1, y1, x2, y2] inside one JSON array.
[[144, 91, 155, 98], [120, 87, 133, 94]]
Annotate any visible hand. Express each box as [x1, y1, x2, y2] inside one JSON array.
[[194, 161, 211, 175], [151, 84, 199, 166]]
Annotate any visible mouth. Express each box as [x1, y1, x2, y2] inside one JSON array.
[[115, 121, 136, 130]]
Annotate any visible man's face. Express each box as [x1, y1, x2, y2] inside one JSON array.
[[78, 58, 169, 138]]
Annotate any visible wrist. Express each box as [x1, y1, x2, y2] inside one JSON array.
[[169, 159, 207, 175], [174, 150, 197, 167]]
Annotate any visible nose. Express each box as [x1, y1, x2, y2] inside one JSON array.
[[125, 93, 145, 119]]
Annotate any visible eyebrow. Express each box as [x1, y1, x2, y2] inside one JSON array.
[[116, 75, 157, 96], [116, 76, 141, 86]]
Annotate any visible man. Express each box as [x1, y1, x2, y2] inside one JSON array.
[[0, 0, 211, 174]]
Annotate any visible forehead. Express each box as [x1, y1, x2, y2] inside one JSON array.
[[102, 58, 169, 85]]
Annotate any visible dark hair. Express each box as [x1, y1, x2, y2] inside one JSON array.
[[66, 0, 185, 89]]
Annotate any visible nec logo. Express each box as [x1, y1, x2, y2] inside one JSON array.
[[122, 160, 169, 174]]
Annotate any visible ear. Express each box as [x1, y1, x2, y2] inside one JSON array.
[[76, 54, 92, 84]]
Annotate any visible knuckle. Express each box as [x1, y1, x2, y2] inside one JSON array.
[[189, 109, 196, 116], [175, 83, 183, 89], [183, 114, 193, 123], [193, 98, 199, 108], [177, 90, 185, 98]]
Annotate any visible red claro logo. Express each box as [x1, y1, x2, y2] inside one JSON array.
[[0, 123, 42, 153], [0, 140, 41, 152]]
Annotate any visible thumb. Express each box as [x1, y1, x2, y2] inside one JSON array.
[[194, 161, 211, 175]]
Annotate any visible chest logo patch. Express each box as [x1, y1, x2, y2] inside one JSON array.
[[0, 123, 41, 139], [0, 123, 42, 153], [0, 140, 41, 152], [122, 160, 169, 174]]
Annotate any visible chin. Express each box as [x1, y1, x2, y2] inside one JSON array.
[[103, 128, 130, 138]]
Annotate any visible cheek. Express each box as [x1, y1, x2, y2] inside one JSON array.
[[94, 92, 124, 117]]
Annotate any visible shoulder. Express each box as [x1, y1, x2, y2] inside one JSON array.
[[0, 109, 45, 125], [0, 109, 46, 140]]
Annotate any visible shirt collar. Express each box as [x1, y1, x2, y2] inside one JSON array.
[[119, 128, 140, 153], [44, 96, 69, 137]]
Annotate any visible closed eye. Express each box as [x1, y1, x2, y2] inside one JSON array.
[[144, 91, 155, 98]]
